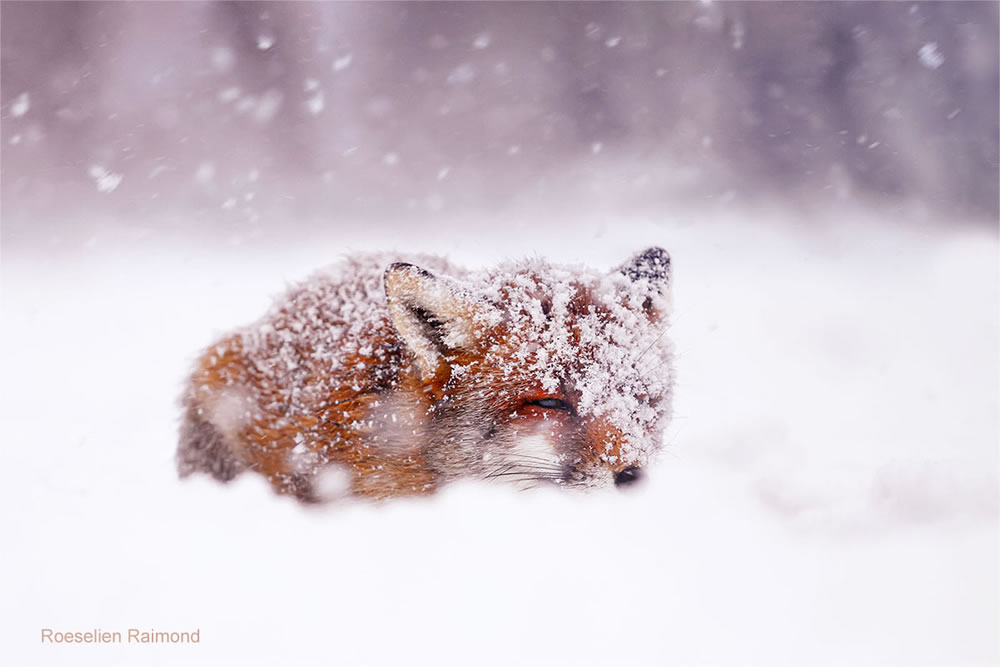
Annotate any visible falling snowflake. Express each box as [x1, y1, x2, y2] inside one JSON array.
[[88, 165, 123, 193], [211, 47, 235, 72], [10, 92, 30, 117], [473, 32, 491, 49], [447, 63, 477, 85], [306, 92, 324, 115], [333, 53, 353, 72], [217, 87, 241, 103], [253, 89, 283, 123], [918, 42, 944, 69], [194, 162, 216, 185], [256, 34, 275, 51]]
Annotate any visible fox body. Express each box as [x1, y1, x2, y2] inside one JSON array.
[[177, 248, 674, 502]]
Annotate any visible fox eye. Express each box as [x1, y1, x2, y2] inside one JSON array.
[[529, 398, 573, 411]]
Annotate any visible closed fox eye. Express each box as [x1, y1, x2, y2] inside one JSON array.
[[528, 398, 573, 411]]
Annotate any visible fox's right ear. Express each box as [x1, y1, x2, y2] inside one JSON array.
[[383, 263, 479, 380], [617, 247, 672, 320], [619, 246, 671, 289]]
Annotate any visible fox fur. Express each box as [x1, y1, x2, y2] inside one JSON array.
[[177, 248, 674, 502]]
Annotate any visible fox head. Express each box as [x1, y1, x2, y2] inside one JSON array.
[[384, 248, 673, 490]]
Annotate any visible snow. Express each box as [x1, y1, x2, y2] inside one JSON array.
[[210, 47, 235, 73], [473, 32, 491, 50], [447, 63, 478, 85], [252, 89, 283, 124], [217, 86, 241, 103], [2, 1, 995, 659], [193, 162, 215, 185], [256, 33, 275, 51], [919, 42, 945, 70], [1, 210, 996, 665], [305, 91, 325, 115], [332, 53, 353, 72], [87, 165, 123, 193], [10, 91, 30, 117]]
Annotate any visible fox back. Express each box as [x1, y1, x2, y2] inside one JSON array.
[[178, 248, 674, 502]]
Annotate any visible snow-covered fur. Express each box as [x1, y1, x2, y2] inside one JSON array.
[[177, 248, 674, 502]]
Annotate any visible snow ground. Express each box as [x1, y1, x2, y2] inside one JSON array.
[[1, 210, 997, 666]]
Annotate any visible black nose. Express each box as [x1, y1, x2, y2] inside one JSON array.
[[614, 466, 643, 487]]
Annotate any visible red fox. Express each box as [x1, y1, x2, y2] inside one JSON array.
[[177, 248, 673, 502]]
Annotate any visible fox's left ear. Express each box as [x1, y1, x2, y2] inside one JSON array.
[[617, 247, 671, 317], [384, 263, 481, 380]]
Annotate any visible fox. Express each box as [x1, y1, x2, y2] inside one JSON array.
[[177, 247, 674, 503]]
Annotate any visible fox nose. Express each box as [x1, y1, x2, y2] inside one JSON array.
[[614, 466, 643, 487]]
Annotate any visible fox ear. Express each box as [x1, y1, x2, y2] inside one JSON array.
[[383, 263, 479, 379], [619, 247, 671, 289], [618, 247, 671, 318]]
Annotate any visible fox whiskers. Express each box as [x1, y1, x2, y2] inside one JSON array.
[[483, 458, 566, 486]]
